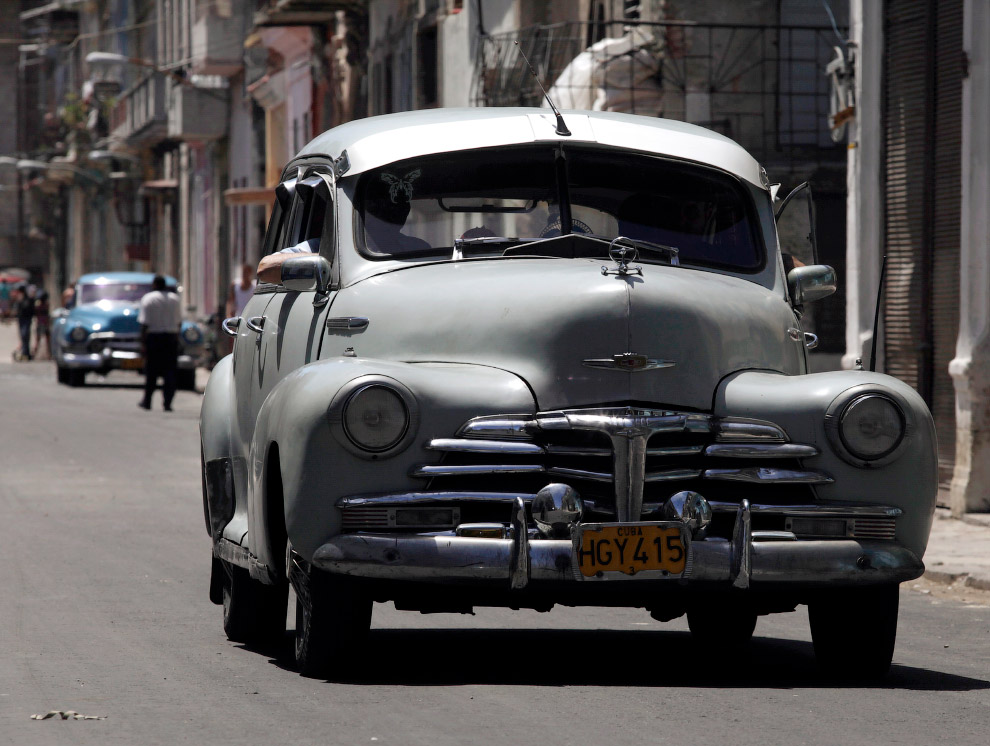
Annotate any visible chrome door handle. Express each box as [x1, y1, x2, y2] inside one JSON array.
[[245, 316, 266, 334], [221, 317, 241, 337], [804, 332, 819, 350]]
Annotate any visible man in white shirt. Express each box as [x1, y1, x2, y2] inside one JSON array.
[[138, 275, 182, 411]]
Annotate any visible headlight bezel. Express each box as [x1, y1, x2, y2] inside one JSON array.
[[69, 325, 89, 344], [327, 375, 419, 460], [825, 386, 912, 468], [181, 325, 203, 345]]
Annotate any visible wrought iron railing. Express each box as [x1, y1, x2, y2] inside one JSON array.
[[473, 20, 847, 168]]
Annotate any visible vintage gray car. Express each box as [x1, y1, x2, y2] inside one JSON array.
[[200, 107, 936, 680]]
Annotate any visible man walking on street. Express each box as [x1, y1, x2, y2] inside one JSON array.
[[12, 284, 34, 361], [138, 275, 182, 411]]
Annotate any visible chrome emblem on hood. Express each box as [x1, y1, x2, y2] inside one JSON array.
[[583, 352, 676, 372]]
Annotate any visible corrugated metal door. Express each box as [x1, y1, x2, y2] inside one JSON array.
[[882, 0, 962, 491], [930, 0, 962, 490]]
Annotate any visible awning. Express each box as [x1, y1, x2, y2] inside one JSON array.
[[140, 179, 179, 191], [224, 186, 276, 206]]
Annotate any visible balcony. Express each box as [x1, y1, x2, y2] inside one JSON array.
[[473, 19, 847, 169], [191, 3, 245, 77], [168, 84, 229, 142], [109, 75, 168, 146], [253, 0, 363, 27]]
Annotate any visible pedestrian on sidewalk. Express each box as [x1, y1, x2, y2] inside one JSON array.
[[12, 284, 34, 361], [137, 275, 182, 412], [32, 290, 51, 360]]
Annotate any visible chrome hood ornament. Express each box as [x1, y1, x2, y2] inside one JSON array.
[[583, 352, 676, 372]]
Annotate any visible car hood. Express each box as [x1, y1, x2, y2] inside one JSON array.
[[324, 259, 804, 412], [67, 301, 141, 333]]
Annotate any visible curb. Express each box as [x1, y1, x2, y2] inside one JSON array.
[[923, 568, 990, 591]]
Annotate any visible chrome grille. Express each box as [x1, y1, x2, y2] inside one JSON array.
[[849, 517, 897, 540], [411, 407, 831, 522]]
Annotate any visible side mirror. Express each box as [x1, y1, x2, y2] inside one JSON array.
[[281, 254, 333, 294], [788, 264, 836, 305]]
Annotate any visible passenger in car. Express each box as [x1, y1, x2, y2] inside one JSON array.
[[362, 171, 431, 254], [256, 237, 321, 284]]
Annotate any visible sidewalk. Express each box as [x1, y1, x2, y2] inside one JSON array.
[[2, 317, 986, 586]]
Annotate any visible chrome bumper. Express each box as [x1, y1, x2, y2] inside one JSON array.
[[312, 502, 924, 589], [60, 350, 197, 371]]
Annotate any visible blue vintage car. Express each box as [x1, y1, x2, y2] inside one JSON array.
[[52, 271, 203, 388]]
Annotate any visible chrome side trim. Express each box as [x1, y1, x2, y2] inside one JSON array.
[[704, 443, 818, 458], [326, 316, 369, 330], [411, 464, 545, 478], [459, 416, 535, 439], [715, 419, 788, 442], [427, 438, 544, 455], [703, 467, 833, 484], [707, 501, 902, 517]]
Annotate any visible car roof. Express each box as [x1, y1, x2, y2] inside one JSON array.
[[293, 107, 765, 188], [78, 272, 177, 286]]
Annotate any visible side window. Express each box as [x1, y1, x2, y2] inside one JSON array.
[[261, 177, 297, 256], [285, 172, 334, 260]]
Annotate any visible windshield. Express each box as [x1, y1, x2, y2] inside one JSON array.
[[77, 282, 153, 304], [354, 145, 763, 271]]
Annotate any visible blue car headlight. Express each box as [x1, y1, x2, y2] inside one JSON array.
[[181, 325, 202, 344], [69, 326, 89, 343]]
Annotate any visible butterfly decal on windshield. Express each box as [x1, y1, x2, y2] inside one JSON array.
[[381, 169, 421, 203]]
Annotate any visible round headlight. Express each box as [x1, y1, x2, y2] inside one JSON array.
[[839, 394, 905, 460], [182, 325, 202, 344], [342, 385, 409, 452], [69, 325, 89, 343]]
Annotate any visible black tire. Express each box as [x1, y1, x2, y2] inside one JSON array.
[[293, 564, 372, 678], [221, 561, 288, 648], [176, 368, 197, 391], [809, 584, 899, 681], [56, 365, 70, 384], [687, 599, 758, 652], [67, 369, 85, 387]]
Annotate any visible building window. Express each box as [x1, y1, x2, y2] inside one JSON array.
[[417, 26, 438, 108]]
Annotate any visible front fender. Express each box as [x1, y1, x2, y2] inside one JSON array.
[[715, 370, 938, 558], [200, 355, 236, 542], [249, 358, 535, 568]]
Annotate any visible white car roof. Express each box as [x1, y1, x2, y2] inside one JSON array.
[[295, 107, 765, 188]]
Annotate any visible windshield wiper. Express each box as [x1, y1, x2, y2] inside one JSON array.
[[452, 235, 542, 258]]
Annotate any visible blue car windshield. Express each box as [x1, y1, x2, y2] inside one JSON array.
[[77, 283, 153, 304], [354, 144, 764, 271]]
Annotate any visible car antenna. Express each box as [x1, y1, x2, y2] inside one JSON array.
[[868, 254, 888, 372], [514, 41, 571, 136]]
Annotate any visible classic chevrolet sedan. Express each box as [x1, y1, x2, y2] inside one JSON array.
[[200, 108, 936, 680], [53, 272, 203, 388]]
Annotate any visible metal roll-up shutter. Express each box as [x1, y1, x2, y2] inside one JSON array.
[[930, 0, 963, 490], [882, 0, 963, 493], [882, 0, 931, 396]]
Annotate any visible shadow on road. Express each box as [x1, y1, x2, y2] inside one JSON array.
[[256, 628, 990, 690]]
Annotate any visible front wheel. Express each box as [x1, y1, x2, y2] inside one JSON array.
[[808, 584, 899, 681], [56, 365, 70, 384], [221, 561, 288, 649], [292, 557, 372, 678]]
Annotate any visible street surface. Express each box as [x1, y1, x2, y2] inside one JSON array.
[[1, 354, 989, 746]]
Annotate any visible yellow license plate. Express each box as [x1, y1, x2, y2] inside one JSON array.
[[120, 357, 144, 370], [574, 523, 687, 578]]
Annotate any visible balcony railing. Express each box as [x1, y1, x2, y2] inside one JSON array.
[[109, 74, 168, 145], [473, 20, 847, 168]]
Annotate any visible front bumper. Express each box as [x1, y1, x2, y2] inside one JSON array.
[[60, 349, 198, 372], [312, 500, 924, 589]]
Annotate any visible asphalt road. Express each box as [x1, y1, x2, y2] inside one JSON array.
[[1, 355, 989, 746]]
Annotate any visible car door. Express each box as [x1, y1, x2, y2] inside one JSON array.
[[229, 178, 296, 518], [256, 168, 338, 397]]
